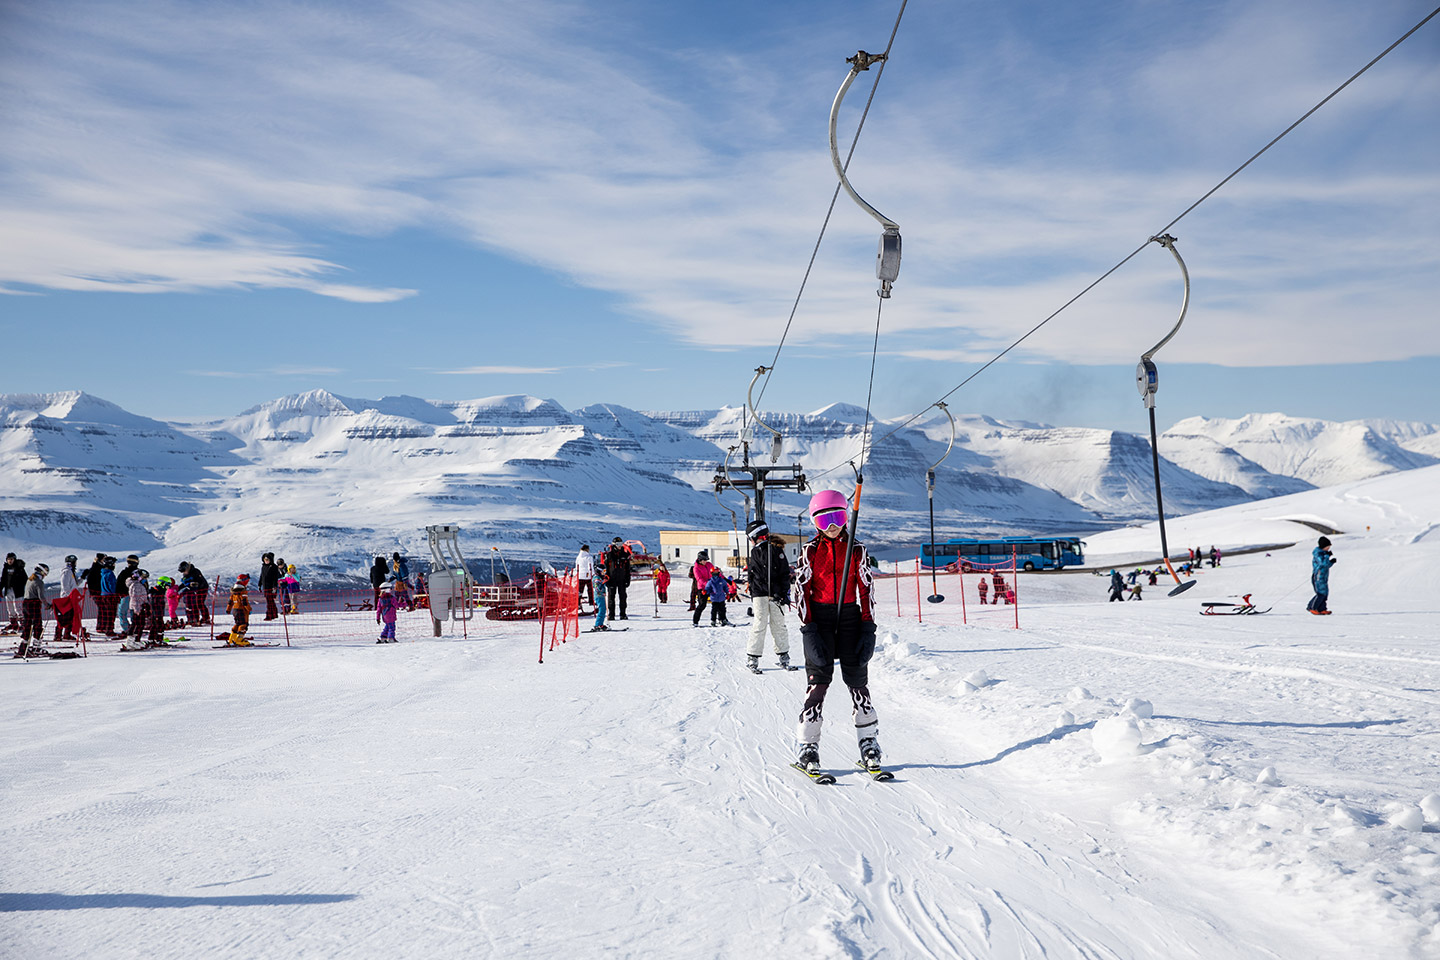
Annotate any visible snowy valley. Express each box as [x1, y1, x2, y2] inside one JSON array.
[[4, 456, 1439, 959]]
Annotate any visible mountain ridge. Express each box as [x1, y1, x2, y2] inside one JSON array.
[[3, 390, 1435, 579]]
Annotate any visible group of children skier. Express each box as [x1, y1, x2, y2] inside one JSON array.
[[2, 549, 313, 656], [3, 552, 221, 657]]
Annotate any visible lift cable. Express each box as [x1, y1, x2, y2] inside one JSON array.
[[804, 3, 1440, 486]]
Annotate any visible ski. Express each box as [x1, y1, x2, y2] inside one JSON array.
[[212, 642, 282, 648], [855, 761, 896, 781], [586, 627, 628, 633], [789, 762, 836, 785]]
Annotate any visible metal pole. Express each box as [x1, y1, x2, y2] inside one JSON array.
[[927, 472, 939, 600], [1148, 406, 1170, 565]]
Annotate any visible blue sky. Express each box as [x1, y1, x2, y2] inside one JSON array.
[[2, 0, 1437, 431]]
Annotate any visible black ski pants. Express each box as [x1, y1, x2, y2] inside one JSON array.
[[800, 603, 876, 689], [607, 582, 627, 619], [798, 603, 879, 746]]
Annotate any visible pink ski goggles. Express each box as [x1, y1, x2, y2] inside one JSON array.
[[812, 508, 848, 531]]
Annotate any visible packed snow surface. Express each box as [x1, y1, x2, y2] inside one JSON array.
[[4, 470, 1440, 958]]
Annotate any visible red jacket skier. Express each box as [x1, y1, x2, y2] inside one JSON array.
[[794, 489, 881, 775]]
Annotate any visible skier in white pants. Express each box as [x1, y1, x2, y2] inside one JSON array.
[[744, 519, 793, 673]]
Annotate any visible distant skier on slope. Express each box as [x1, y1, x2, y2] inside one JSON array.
[[369, 556, 389, 608], [177, 561, 211, 626], [221, 574, 252, 646], [1108, 570, 1125, 602], [744, 519, 792, 672], [1307, 536, 1337, 615], [375, 581, 400, 643], [589, 553, 610, 632], [690, 551, 718, 627], [259, 552, 280, 621], [2, 553, 25, 629], [52, 556, 84, 642], [794, 490, 882, 775], [15, 563, 49, 657], [604, 538, 632, 621], [574, 544, 595, 610], [703, 568, 732, 627]]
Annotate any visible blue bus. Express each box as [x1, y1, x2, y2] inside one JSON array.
[[921, 537, 1085, 571]]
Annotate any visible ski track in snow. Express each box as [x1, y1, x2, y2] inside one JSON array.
[[5, 481, 1440, 958]]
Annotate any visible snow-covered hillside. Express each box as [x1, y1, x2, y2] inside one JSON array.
[[2, 390, 1437, 580], [1166, 413, 1439, 488], [4, 459, 1438, 959]]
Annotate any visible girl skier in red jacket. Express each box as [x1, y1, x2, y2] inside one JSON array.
[[794, 489, 882, 775]]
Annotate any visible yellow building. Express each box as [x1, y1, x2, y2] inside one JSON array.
[[658, 529, 803, 572]]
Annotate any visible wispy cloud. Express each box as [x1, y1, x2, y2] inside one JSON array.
[[437, 365, 562, 376], [270, 365, 343, 377], [2, 0, 1436, 365]]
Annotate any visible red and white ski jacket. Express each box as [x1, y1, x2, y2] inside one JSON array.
[[795, 531, 874, 624]]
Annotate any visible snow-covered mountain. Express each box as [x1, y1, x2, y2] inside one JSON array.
[[3, 390, 1436, 580], [1164, 413, 1439, 488], [0, 392, 244, 553]]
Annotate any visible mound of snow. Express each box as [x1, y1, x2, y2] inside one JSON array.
[[1121, 698, 1153, 719], [889, 640, 923, 660], [1092, 716, 1144, 761], [1421, 793, 1440, 823], [1386, 805, 1425, 832]]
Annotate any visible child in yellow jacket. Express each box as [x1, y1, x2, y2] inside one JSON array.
[[222, 573, 253, 646]]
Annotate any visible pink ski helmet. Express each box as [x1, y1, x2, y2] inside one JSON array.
[[808, 489, 849, 531]]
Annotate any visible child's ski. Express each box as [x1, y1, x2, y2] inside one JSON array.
[[212, 642, 282, 648], [855, 761, 896, 782], [790, 762, 837, 785]]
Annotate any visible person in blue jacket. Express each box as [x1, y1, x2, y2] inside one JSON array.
[[704, 569, 732, 626], [1307, 536, 1337, 615]]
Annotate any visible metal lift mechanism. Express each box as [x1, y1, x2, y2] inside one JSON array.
[[1136, 235, 1196, 597], [830, 51, 902, 299], [924, 402, 957, 603], [425, 524, 476, 622]]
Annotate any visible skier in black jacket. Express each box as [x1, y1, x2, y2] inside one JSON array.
[[3, 553, 26, 627], [177, 561, 211, 625], [369, 556, 389, 608], [744, 519, 793, 673], [1108, 569, 1125, 602], [604, 538, 632, 621], [259, 552, 280, 620]]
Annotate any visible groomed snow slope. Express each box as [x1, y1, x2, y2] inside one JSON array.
[[3, 468, 1439, 959]]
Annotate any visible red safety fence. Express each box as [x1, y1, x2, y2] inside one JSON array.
[[11, 568, 598, 658], [956, 551, 1019, 628], [879, 550, 1021, 629], [538, 569, 580, 663], [24, 582, 464, 651]]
